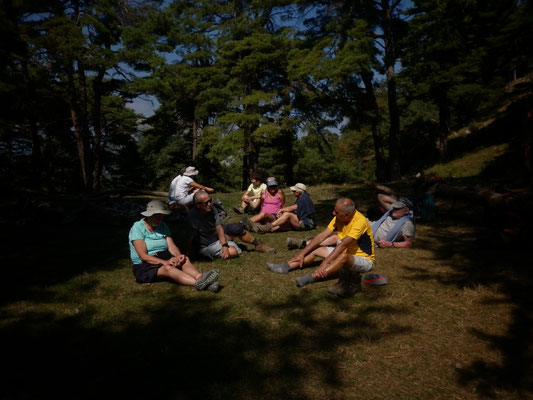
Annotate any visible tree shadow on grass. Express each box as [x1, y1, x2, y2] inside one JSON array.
[[0, 221, 130, 305], [1, 287, 412, 400], [401, 221, 532, 398]]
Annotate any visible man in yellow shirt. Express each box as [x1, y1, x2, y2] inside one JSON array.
[[266, 198, 375, 297]]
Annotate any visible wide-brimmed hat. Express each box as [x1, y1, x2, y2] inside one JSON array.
[[290, 183, 307, 193], [141, 200, 172, 216], [183, 166, 199, 176], [266, 177, 278, 186]]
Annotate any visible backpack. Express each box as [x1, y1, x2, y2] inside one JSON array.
[[211, 198, 228, 219]]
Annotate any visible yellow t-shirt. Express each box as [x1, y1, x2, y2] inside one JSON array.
[[247, 183, 267, 197], [327, 211, 375, 262]]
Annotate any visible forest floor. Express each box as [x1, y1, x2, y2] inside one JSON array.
[[2, 96, 532, 399], [1, 177, 531, 399]]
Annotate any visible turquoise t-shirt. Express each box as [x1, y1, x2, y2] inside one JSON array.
[[128, 219, 171, 265]]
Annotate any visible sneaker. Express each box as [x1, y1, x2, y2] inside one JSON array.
[[286, 237, 304, 250], [233, 206, 245, 214], [255, 242, 276, 253], [256, 223, 272, 234], [241, 217, 259, 233], [207, 281, 221, 293], [195, 269, 219, 291], [328, 270, 348, 295]]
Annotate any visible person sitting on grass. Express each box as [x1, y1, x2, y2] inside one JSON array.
[[185, 191, 275, 260], [244, 183, 315, 233], [266, 197, 375, 298], [129, 200, 220, 292], [242, 177, 285, 233], [287, 197, 415, 250], [169, 166, 215, 207], [233, 172, 266, 215]]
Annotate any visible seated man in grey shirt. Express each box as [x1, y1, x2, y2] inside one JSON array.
[[370, 198, 415, 248]]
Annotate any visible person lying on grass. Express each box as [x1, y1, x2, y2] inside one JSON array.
[[266, 197, 375, 298], [185, 191, 275, 260], [129, 200, 220, 292]]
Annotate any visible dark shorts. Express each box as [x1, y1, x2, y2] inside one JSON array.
[[132, 250, 180, 284], [299, 218, 316, 231], [223, 222, 245, 236]]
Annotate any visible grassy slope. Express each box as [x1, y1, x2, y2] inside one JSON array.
[[1, 105, 531, 399]]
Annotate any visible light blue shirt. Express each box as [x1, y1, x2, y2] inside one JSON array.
[[128, 219, 171, 265]]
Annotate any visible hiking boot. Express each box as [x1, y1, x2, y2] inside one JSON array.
[[233, 206, 245, 214], [255, 242, 276, 254], [241, 217, 259, 233], [195, 269, 219, 291], [207, 281, 221, 293], [328, 271, 361, 298], [256, 223, 272, 234], [286, 237, 305, 249]]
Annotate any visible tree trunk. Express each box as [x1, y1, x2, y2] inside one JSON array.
[[382, 0, 402, 180], [437, 92, 450, 161], [91, 68, 106, 191], [361, 70, 388, 181], [192, 119, 198, 161]]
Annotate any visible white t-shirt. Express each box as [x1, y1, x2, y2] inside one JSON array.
[[169, 175, 194, 201]]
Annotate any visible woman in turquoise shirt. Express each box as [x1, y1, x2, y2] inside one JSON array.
[[129, 200, 220, 292]]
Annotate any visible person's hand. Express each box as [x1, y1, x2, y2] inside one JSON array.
[[377, 240, 393, 248], [221, 246, 230, 259], [315, 262, 328, 279], [290, 254, 305, 268], [175, 254, 186, 267], [206, 187, 215, 193]]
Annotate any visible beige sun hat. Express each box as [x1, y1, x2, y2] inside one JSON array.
[[183, 166, 199, 176], [141, 200, 172, 216], [290, 183, 307, 193]]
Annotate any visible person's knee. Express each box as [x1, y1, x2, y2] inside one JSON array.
[[158, 264, 174, 276], [338, 253, 352, 267]]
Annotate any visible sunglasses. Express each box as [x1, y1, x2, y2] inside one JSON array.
[[198, 199, 212, 206]]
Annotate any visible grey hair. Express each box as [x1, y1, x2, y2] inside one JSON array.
[[193, 190, 209, 204], [337, 197, 355, 213]]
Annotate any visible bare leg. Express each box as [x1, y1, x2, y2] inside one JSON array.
[[287, 247, 330, 270], [319, 235, 339, 246], [181, 258, 201, 278], [157, 265, 196, 286], [250, 211, 275, 224], [270, 213, 300, 232], [310, 253, 352, 280]]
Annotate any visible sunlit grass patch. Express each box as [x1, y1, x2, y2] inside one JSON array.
[[425, 143, 508, 178]]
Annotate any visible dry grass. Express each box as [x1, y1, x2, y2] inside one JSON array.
[[0, 184, 531, 399]]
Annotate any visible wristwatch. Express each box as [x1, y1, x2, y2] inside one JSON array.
[[222, 243, 229, 247]]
